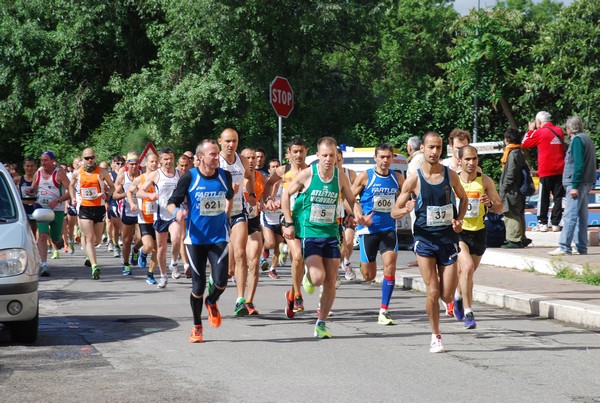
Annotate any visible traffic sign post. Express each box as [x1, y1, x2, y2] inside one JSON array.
[[270, 76, 294, 163]]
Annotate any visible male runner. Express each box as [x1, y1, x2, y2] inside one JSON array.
[[261, 158, 283, 278], [106, 155, 125, 257], [218, 128, 255, 316], [16, 157, 38, 235], [69, 148, 115, 279], [167, 139, 234, 343], [454, 145, 503, 329], [264, 138, 309, 317], [352, 144, 407, 324], [394, 132, 467, 352]]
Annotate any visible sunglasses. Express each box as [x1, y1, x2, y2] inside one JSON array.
[[83, 156, 96, 161], [114, 161, 123, 165]]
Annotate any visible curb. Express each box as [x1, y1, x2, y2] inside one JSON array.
[[481, 249, 584, 275], [375, 271, 600, 330]]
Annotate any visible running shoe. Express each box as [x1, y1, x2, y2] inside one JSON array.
[[146, 274, 157, 285], [234, 298, 249, 317], [55, 238, 64, 250], [335, 272, 341, 289], [344, 261, 356, 281], [302, 271, 315, 295], [378, 311, 395, 325], [185, 266, 191, 278], [284, 290, 295, 319], [205, 300, 222, 327], [278, 242, 288, 266], [446, 300, 454, 317], [107, 241, 114, 252], [189, 325, 203, 343], [92, 265, 101, 280], [68, 241, 75, 254], [102, 234, 108, 244], [464, 312, 477, 329], [40, 263, 50, 277], [246, 302, 259, 316], [138, 252, 147, 269], [113, 246, 121, 258], [268, 269, 280, 279], [51, 250, 59, 259], [157, 276, 168, 289], [260, 257, 269, 271], [453, 297, 465, 321], [131, 250, 139, 266], [63, 246, 69, 253], [122, 265, 132, 275], [314, 321, 332, 339], [171, 266, 181, 279], [430, 334, 445, 353], [293, 295, 304, 313], [84, 258, 91, 267]]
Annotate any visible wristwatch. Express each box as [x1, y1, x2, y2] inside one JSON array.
[[282, 220, 294, 228]]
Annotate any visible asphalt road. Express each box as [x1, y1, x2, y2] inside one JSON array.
[[1, 244, 600, 402]]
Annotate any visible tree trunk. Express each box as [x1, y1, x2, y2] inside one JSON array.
[[500, 98, 518, 129]]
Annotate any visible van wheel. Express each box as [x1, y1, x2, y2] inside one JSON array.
[[10, 306, 39, 344]]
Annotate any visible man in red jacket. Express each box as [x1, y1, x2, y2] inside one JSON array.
[[521, 111, 566, 232]]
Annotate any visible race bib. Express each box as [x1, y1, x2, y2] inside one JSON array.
[[231, 197, 243, 216], [247, 203, 258, 219], [426, 204, 453, 226], [144, 201, 157, 215], [309, 203, 336, 224], [81, 187, 98, 201], [373, 194, 394, 213], [200, 196, 226, 216], [465, 198, 480, 218]]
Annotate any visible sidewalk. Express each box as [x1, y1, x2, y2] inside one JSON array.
[[385, 230, 600, 330]]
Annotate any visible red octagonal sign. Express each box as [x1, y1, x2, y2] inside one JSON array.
[[270, 76, 294, 118]]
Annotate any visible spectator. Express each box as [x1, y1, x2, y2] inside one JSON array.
[[442, 129, 471, 172], [406, 136, 424, 176], [549, 116, 597, 256], [521, 111, 565, 232], [499, 128, 531, 249]]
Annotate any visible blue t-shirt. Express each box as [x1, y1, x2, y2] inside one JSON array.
[[357, 168, 400, 235]]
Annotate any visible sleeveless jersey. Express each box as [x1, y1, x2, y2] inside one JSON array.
[[121, 169, 141, 218], [357, 168, 400, 235], [79, 166, 104, 207], [136, 173, 157, 224], [35, 168, 65, 211], [263, 180, 283, 225], [244, 170, 264, 219], [282, 164, 301, 214], [185, 167, 230, 245], [219, 152, 245, 216], [294, 164, 340, 239], [155, 168, 180, 221], [19, 176, 36, 202], [413, 166, 457, 244], [458, 173, 486, 231]]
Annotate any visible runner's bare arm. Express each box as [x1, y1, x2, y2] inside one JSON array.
[[482, 175, 504, 214]]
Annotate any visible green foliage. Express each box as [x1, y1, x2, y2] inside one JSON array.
[[555, 265, 600, 286]]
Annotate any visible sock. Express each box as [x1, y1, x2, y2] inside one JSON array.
[[455, 289, 462, 300], [184, 263, 190, 270], [344, 258, 350, 266], [263, 250, 269, 259], [381, 275, 395, 311], [147, 271, 154, 278], [190, 294, 203, 326], [207, 284, 225, 305], [123, 261, 130, 266], [465, 308, 473, 315], [316, 319, 325, 326], [236, 297, 245, 304]]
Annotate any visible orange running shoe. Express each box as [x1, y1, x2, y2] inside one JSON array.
[[189, 325, 203, 343], [205, 300, 222, 327], [446, 301, 454, 317], [284, 290, 295, 319], [246, 302, 259, 316]]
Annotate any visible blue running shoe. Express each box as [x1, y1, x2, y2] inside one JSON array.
[[453, 297, 465, 321], [131, 249, 139, 266], [146, 273, 157, 285], [138, 252, 147, 269], [464, 312, 476, 329], [122, 265, 132, 275]]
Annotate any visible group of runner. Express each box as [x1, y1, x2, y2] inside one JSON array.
[[12, 127, 502, 352]]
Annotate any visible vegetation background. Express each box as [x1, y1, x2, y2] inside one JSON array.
[[1, 0, 598, 180]]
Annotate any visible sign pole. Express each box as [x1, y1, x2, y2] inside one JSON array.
[[278, 116, 283, 163]]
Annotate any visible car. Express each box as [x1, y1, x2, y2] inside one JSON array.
[[0, 162, 54, 343]]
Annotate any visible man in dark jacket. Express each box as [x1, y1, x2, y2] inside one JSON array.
[[499, 128, 531, 248], [549, 116, 597, 256], [521, 111, 565, 232]]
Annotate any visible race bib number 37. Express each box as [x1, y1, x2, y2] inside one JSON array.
[[426, 204, 453, 226]]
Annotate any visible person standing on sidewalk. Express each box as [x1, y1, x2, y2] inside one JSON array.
[[549, 116, 597, 256], [521, 111, 566, 232], [395, 132, 468, 353], [454, 145, 503, 329], [406, 136, 424, 177], [499, 128, 530, 248], [167, 139, 234, 343]]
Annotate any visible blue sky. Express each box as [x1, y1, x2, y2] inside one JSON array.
[[453, 0, 573, 15]]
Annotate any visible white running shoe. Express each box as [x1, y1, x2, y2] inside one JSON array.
[[157, 276, 168, 289], [430, 334, 445, 353], [344, 261, 356, 281], [107, 241, 114, 252], [171, 266, 181, 279], [548, 248, 568, 256]]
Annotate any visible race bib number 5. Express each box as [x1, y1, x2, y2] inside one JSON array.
[[426, 204, 453, 226], [309, 203, 336, 224]]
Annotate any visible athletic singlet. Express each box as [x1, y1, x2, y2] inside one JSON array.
[[282, 164, 302, 214], [413, 166, 457, 244], [78, 166, 104, 207], [155, 168, 180, 221], [36, 168, 65, 211], [109, 171, 119, 207], [458, 173, 486, 231], [121, 169, 141, 218], [184, 167, 230, 245], [136, 173, 156, 224], [244, 171, 264, 219], [19, 176, 36, 202], [357, 168, 400, 235], [295, 164, 340, 239], [219, 152, 245, 216], [262, 180, 283, 225]]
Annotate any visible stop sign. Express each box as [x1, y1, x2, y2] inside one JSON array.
[[270, 76, 294, 118]]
